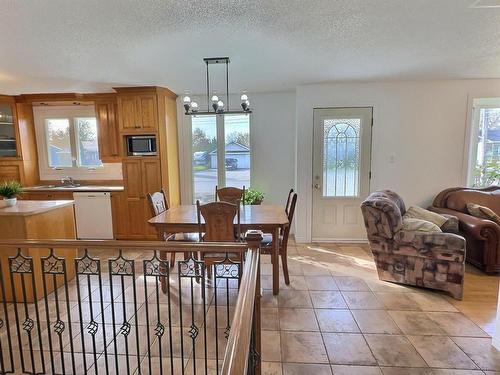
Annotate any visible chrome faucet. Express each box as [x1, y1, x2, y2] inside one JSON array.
[[61, 176, 75, 186]]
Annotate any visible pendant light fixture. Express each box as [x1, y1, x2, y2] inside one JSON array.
[[183, 57, 251, 115]]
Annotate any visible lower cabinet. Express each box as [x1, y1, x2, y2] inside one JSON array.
[[21, 191, 74, 200]]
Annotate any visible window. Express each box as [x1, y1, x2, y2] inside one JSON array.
[[323, 118, 360, 197], [34, 106, 123, 181], [468, 99, 500, 187], [191, 114, 251, 203]]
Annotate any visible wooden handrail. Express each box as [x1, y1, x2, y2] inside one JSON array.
[[221, 232, 262, 375], [0, 239, 248, 253]]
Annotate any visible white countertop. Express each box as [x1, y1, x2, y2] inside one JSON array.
[[0, 200, 74, 216]]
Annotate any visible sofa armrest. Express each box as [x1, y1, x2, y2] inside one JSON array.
[[394, 230, 465, 262], [430, 207, 500, 244]]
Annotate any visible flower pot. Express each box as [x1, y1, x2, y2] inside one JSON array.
[[4, 198, 17, 207]]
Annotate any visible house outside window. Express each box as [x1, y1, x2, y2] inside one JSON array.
[[468, 98, 500, 187]]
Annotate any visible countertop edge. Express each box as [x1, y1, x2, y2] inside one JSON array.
[[0, 200, 75, 216]]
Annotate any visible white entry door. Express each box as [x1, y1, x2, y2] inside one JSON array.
[[312, 107, 373, 241]]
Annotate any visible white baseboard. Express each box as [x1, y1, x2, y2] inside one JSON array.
[[493, 337, 500, 350]]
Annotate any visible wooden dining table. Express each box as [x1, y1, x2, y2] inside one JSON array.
[[148, 204, 289, 295]]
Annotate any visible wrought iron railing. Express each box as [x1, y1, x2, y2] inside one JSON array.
[[0, 233, 262, 375]]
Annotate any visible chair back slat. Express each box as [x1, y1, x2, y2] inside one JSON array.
[[197, 201, 241, 242], [282, 193, 297, 245], [147, 189, 169, 216], [285, 188, 294, 216], [215, 185, 246, 205]]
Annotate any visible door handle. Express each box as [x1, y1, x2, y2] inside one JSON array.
[[314, 183, 320, 189]]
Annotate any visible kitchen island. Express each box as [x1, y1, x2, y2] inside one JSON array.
[[0, 200, 77, 302]]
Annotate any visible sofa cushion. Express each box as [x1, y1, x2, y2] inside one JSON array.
[[402, 218, 442, 232], [403, 206, 448, 227], [467, 203, 500, 225], [446, 190, 500, 215]]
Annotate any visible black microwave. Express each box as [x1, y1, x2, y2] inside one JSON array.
[[126, 135, 157, 156]]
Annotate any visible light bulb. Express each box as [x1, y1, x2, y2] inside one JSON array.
[[211, 95, 219, 103], [240, 94, 248, 102], [183, 96, 191, 104], [217, 100, 224, 108], [245, 100, 250, 107], [191, 102, 199, 112]]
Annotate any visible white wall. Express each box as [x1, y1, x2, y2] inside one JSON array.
[[295, 79, 500, 242], [177, 91, 296, 205]]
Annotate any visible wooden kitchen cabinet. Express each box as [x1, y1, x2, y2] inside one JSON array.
[[95, 99, 120, 162], [21, 191, 74, 200], [111, 191, 127, 238], [0, 161, 22, 183], [122, 158, 161, 239], [117, 93, 158, 133]]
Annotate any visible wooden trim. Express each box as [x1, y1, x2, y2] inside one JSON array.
[[221, 231, 262, 375], [113, 86, 177, 99], [0, 239, 248, 252]]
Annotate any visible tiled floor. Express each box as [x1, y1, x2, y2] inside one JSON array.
[[259, 240, 500, 375]]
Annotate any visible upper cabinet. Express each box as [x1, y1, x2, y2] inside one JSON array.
[[117, 92, 158, 133], [95, 98, 120, 162], [0, 96, 19, 158]]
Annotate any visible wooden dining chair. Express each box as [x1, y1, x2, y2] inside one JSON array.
[[215, 185, 246, 205], [196, 200, 242, 276], [147, 189, 199, 271], [261, 191, 297, 285]]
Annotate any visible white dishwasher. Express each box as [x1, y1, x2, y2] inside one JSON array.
[[73, 192, 114, 239]]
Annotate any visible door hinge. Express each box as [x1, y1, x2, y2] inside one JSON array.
[[369, 171, 372, 179], [371, 118, 374, 127]]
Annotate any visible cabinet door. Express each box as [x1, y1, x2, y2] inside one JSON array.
[[0, 161, 22, 183], [96, 100, 120, 162], [125, 198, 148, 236], [0, 97, 20, 159], [111, 192, 127, 238], [137, 95, 158, 131], [118, 96, 139, 132], [122, 159, 142, 198], [141, 159, 161, 196]]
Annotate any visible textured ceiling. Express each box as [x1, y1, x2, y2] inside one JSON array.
[[0, 0, 500, 95]]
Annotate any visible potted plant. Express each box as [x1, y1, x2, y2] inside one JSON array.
[[243, 188, 264, 205], [0, 181, 22, 207]]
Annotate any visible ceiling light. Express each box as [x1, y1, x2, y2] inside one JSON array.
[[184, 57, 252, 116]]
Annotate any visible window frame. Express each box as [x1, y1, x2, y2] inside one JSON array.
[[189, 113, 252, 203], [466, 98, 500, 188], [33, 106, 121, 181]]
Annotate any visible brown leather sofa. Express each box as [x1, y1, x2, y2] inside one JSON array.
[[431, 186, 500, 273]]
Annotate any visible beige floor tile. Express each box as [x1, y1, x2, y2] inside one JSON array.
[[310, 291, 348, 309], [333, 276, 370, 291], [407, 335, 478, 369], [305, 276, 339, 291], [351, 310, 401, 334], [388, 311, 446, 336], [280, 275, 309, 291], [380, 368, 433, 375], [262, 361, 283, 375], [452, 337, 500, 371], [262, 308, 280, 330], [280, 331, 329, 363], [301, 263, 333, 276], [407, 293, 458, 312], [283, 362, 332, 374], [279, 308, 319, 331], [262, 330, 282, 362], [427, 312, 489, 337], [278, 290, 313, 308], [262, 289, 279, 308], [323, 333, 376, 365], [366, 280, 415, 293], [315, 309, 359, 333], [375, 292, 422, 311], [341, 292, 384, 309], [331, 365, 382, 374], [432, 370, 484, 374], [364, 334, 427, 367]]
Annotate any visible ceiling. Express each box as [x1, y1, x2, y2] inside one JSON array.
[[1, 0, 500, 95]]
